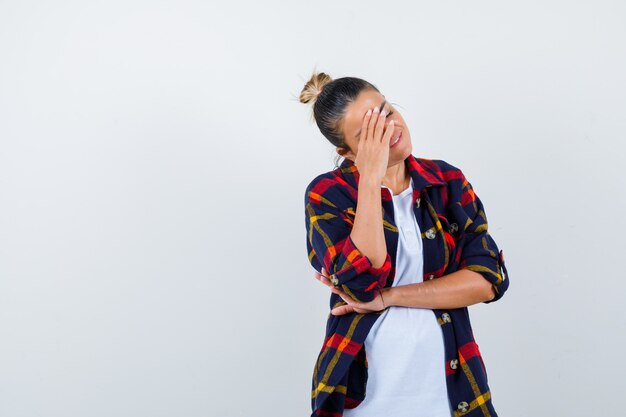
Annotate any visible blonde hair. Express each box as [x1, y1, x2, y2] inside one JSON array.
[[299, 71, 333, 120]]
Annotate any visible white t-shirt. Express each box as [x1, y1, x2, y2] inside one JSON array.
[[344, 178, 452, 417]]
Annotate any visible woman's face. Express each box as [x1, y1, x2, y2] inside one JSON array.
[[337, 89, 412, 164]]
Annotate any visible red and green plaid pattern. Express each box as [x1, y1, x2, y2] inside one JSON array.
[[304, 154, 510, 416]]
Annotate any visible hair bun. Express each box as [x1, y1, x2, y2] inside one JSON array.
[[299, 71, 333, 105]]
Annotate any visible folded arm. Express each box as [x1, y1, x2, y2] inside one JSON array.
[[304, 175, 391, 303], [450, 170, 509, 304], [381, 269, 495, 309], [382, 165, 509, 309]]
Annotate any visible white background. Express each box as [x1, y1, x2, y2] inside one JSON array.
[[1, 1, 624, 416]]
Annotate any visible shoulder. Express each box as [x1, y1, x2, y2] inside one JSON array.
[[304, 168, 355, 209], [304, 170, 338, 196], [416, 157, 468, 185]]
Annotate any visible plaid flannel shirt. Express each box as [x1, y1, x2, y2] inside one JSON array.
[[304, 153, 510, 417]]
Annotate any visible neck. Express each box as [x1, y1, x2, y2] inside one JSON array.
[[382, 159, 410, 191]]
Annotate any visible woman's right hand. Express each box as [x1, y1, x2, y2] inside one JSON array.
[[354, 106, 396, 184]]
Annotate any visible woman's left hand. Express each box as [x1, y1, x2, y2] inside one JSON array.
[[314, 267, 386, 315]]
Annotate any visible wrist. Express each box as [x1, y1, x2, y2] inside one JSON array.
[[358, 174, 382, 189], [381, 287, 394, 308]]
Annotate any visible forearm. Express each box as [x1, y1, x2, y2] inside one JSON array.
[[381, 269, 496, 309], [350, 175, 387, 268]]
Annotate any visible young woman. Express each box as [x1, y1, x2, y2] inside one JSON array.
[[300, 72, 510, 417]]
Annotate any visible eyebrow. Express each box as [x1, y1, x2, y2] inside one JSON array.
[[354, 100, 387, 139]]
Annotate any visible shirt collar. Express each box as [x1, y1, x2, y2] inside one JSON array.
[[338, 153, 446, 202]]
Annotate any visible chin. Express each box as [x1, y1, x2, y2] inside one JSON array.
[[396, 141, 412, 160]]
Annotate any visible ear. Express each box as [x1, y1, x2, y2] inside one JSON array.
[[336, 146, 356, 162]]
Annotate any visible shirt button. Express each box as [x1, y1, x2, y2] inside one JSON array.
[[425, 228, 436, 239], [330, 274, 339, 286], [427, 274, 435, 280], [449, 222, 459, 233], [441, 313, 451, 323], [449, 358, 459, 370], [457, 401, 469, 413]]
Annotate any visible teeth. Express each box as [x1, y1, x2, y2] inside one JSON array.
[[391, 134, 401, 145]]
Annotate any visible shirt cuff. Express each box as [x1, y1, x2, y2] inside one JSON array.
[[329, 234, 392, 287]]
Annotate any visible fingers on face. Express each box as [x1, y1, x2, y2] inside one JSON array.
[[374, 109, 387, 142], [366, 108, 380, 141], [383, 119, 395, 143], [362, 107, 391, 144], [359, 109, 372, 143]]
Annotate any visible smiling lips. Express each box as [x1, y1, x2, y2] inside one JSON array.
[[390, 131, 402, 147]]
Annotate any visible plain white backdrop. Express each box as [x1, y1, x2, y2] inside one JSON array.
[[1, 1, 624, 416]]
